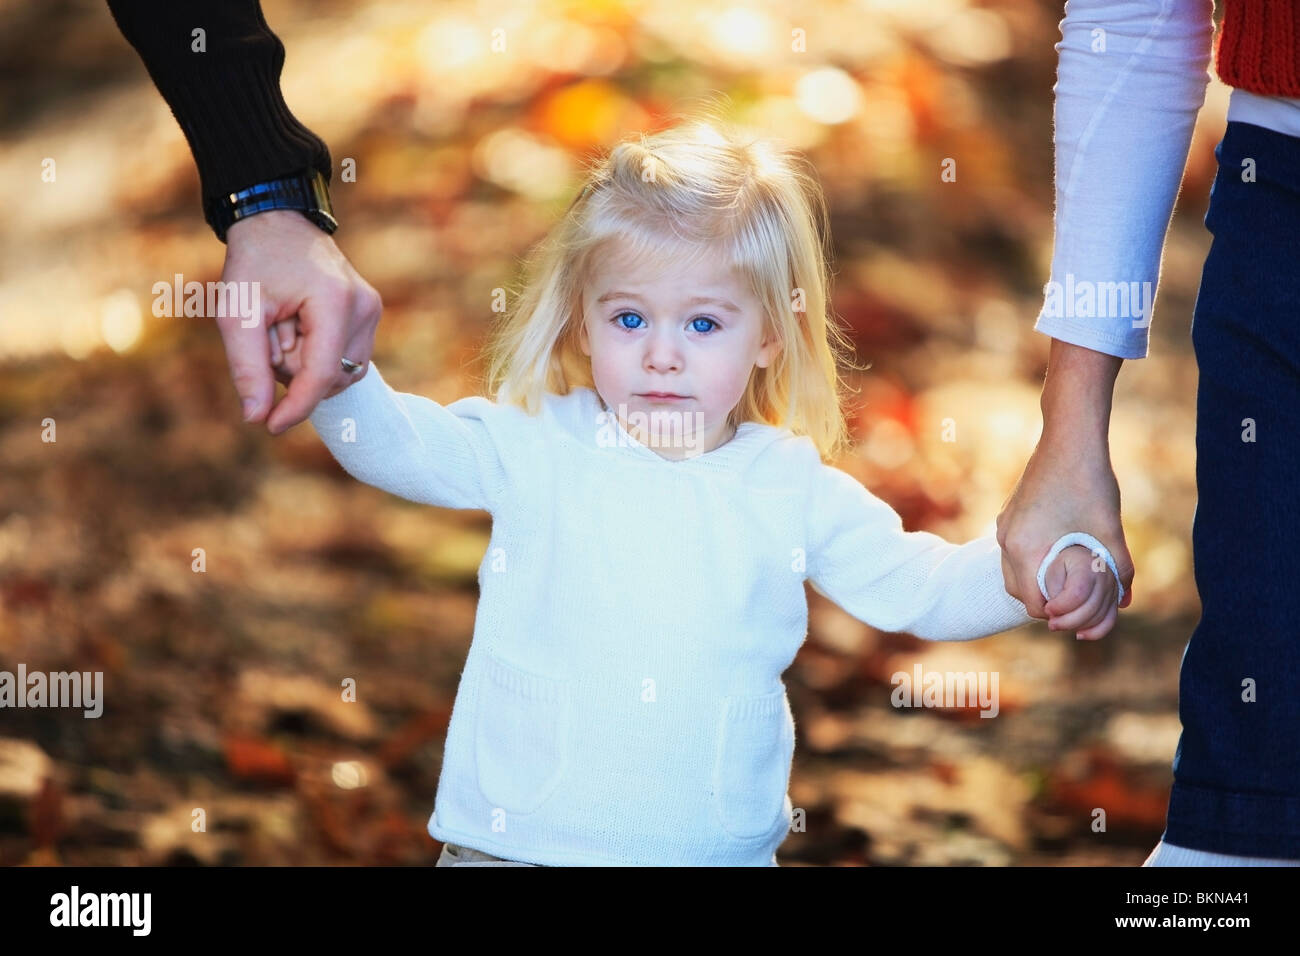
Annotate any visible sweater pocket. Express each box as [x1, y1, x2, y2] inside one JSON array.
[[710, 689, 796, 840], [473, 649, 571, 815]]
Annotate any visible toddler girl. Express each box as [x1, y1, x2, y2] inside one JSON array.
[[278, 115, 1121, 866]]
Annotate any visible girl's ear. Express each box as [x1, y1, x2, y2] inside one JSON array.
[[755, 332, 782, 369], [577, 316, 591, 356]]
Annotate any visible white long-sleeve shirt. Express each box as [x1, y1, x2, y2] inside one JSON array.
[[308, 364, 1037, 865], [1033, 0, 1300, 359]]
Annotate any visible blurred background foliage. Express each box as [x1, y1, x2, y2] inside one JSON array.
[[0, 0, 1228, 865]]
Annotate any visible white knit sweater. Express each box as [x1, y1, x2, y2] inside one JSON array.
[[308, 364, 1038, 865]]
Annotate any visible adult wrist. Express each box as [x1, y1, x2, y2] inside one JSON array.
[[225, 208, 324, 243], [209, 167, 338, 244], [1039, 339, 1121, 448]]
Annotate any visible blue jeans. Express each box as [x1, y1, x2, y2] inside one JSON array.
[[1163, 121, 1300, 857]]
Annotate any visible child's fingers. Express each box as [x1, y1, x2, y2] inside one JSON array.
[[1049, 578, 1107, 631], [1043, 553, 1091, 616], [1075, 599, 1119, 641], [270, 321, 305, 386], [269, 323, 283, 367], [273, 344, 299, 384], [277, 319, 297, 352], [1072, 599, 1111, 638]]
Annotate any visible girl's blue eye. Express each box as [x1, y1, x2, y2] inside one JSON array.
[[611, 312, 719, 334]]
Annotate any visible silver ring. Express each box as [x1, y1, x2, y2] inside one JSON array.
[[340, 357, 363, 374]]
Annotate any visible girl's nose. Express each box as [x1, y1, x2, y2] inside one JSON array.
[[643, 328, 682, 373]]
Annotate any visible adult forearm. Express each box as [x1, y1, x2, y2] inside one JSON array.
[[104, 0, 331, 236], [1039, 338, 1122, 449], [1033, 0, 1214, 359]]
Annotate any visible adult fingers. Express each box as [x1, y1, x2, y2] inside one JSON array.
[[1001, 547, 1045, 620], [264, 293, 352, 435], [320, 320, 376, 399], [318, 282, 381, 401], [216, 311, 275, 424], [996, 503, 1049, 620]]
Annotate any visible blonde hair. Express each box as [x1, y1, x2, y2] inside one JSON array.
[[482, 105, 862, 460]]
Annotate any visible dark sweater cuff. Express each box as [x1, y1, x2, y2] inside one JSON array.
[[168, 52, 334, 236], [106, 1, 332, 237]]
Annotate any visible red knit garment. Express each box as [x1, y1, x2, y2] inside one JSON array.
[[1216, 0, 1300, 97]]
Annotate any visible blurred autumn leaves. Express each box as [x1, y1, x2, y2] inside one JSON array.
[[1, 0, 1223, 864]]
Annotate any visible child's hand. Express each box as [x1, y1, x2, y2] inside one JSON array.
[[1041, 544, 1119, 640], [269, 317, 302, 386]]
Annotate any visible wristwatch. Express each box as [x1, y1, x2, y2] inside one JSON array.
[[209, 167, 338, 243]]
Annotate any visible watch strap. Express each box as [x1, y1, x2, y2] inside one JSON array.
[[209, 167, 338, 243]]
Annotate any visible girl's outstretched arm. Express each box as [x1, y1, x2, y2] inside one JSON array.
[[805, 463, 1034, 641], [307, 362, 510, 513]]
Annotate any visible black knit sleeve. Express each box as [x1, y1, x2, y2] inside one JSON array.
[[105, 0, 332, 238]]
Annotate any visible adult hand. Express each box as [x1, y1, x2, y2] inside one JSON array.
[[216, 209, 381, 435], [998, 340, 1137, 620], [996, 431, 1136, 621]]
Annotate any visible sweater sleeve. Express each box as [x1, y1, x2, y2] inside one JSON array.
[[805, 463, 1034, 641], [104, 0, 332, 238], [1032, 0, 1214, 359], [308, 363, 510, 515]]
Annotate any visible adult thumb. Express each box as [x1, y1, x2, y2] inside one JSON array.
[[218, 315, 275, 423]]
